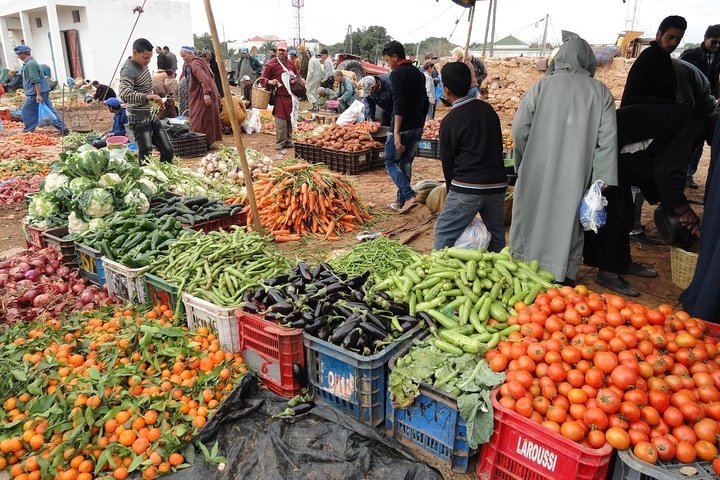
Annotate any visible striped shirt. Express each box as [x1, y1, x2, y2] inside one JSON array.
[[119, 58, 154, 119]]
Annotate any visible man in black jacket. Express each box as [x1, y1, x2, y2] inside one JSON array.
[[680, 24, 720, 188], [434, 62, 506, 252], [382, 41, 429, 213], [681, 25, 720, 98]]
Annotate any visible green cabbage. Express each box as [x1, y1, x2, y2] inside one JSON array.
[[98, 173, 122, 188], [69, 177, 96, 194], [28, 192, 59, 218]]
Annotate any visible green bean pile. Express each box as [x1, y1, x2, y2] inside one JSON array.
[[329, 237, 421, 282], [150, 227, 292, 307]]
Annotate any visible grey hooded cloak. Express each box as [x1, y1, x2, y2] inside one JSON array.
[[510, 32, 618, 281]]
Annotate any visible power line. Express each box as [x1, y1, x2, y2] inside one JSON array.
[[396, 4, 455, 38]]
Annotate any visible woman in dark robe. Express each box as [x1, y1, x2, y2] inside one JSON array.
[[680, 121, 720, 321], [179, 47, 222, 147], [202, 49, 224, 98]]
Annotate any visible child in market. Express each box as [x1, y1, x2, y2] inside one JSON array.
[[433, 62, 507, 252], [92, 98, 131, 148]]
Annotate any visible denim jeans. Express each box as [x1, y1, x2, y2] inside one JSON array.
[[21, 92, 67, 133], [687, 145, 703, 178], [384, 127, 423, 206], [132, 118, 174, 163], [433, 190, 506, 252]]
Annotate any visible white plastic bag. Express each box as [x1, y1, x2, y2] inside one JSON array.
[[336, 99, 365, 126], [580, 180, 608, 233], [454, 216, 491, 250], [242, 108, 262, 134]]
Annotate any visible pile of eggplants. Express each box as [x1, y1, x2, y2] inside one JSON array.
[[240, 261, 430, 356]]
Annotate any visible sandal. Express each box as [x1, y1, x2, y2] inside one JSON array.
[[388, 203, 400, 212], [399, 202, 418, 214]]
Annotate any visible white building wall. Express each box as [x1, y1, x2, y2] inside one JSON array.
[[83, 0, 191, 87], [0, 0, 191, 87]]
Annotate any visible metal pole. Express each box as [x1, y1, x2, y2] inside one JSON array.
[[463, 3, 476, 61], [202, 0, 263, 233], [539, 14, 549, 57], [48, 32, 59, 82], [482, 0, 492, 57], [489, 0, 498, 57]]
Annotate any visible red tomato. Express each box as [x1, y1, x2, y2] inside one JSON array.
[[619, 401, 642, 422], [611, 365, 639, 390], [651, 436, 676, 462], [582, 407, 609, 430], [594, 351, 619, 374], [648, 390, 670, 413], [633, 441, 658, 464], [675, 441, 697, 464], [597, 388, 622, 414], [560, 420, 585, 443]]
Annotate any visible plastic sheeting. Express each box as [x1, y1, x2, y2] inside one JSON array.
[[166, 374, 443, 480]]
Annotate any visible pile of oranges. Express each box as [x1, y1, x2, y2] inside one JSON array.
[[0, 305, 248, 480], [487, 286, 720, 472]]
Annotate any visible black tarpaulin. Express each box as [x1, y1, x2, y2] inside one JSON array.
[[166, 374, 443, 480]]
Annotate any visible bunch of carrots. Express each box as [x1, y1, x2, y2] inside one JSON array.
[[244, 162, 372, 242]]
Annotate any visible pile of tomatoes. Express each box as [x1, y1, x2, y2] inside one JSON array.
[[486, 286, 720, 472]]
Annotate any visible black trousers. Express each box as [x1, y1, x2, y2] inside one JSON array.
[[132, 118, 174, 163], [584, 104, 704, 273]]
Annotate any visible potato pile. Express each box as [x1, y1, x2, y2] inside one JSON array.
[[300, 125, 384, 152]]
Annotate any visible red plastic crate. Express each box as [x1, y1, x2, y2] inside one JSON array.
[[477, 390, 613, 480], [236, 310, 305, 397], [23, 222, 46, 250], [184, 209, 247, 234]]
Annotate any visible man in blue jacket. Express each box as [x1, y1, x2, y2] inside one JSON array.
[[359, 75, 393, 126], [382, 41, 429, 213], [15, 45, 67, 134]]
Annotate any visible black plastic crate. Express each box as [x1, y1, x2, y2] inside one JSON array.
[[322, 149, 376, 175], [170, 133, 208, 158], [43, 225, 77, 266], [417, 138, 439, 159], [371, 146, 385, 169], [294, 143, 318, 162]]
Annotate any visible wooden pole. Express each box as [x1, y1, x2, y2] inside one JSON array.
[[482, 0, 492, 57], [489, 0, 498, 57], [463, 2, 476, 61], [202, 0, 263, 233]]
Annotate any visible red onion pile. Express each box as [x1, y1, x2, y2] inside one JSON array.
[[0, 247, 116, 324], [0, 176, 43, 205]]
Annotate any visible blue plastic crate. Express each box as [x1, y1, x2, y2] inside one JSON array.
[[303, 328, 420, 426], [417, 138, 439, 159], [75, 242, 106, 287], [385, 384, 474, 473]]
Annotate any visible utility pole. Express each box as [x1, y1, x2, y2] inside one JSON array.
[[539, 14, 549, 57], [292, 0, 304, 46], [625, 0, 641, 30], [345, 24, 353, 54]]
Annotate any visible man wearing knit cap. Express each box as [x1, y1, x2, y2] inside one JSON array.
[[15, 45, 68, 134]]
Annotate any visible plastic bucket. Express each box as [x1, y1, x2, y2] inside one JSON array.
[[106, 135, 128, 149]]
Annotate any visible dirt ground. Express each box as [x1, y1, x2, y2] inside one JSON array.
[[0, 100, 710, 480]]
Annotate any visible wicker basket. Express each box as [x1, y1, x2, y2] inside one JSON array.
[[670, 247, 698, 289], [251, 79, 271, 110]]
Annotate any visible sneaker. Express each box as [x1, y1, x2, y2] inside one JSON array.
[[686, 177, 699, 190], [594, 272, 640, 297]]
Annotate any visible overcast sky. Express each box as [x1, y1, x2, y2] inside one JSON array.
[[189, 0, 713, 49]]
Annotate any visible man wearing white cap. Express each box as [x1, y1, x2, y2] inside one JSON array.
[[15, 45, 68, 134], [261, 41, 300, 155]]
